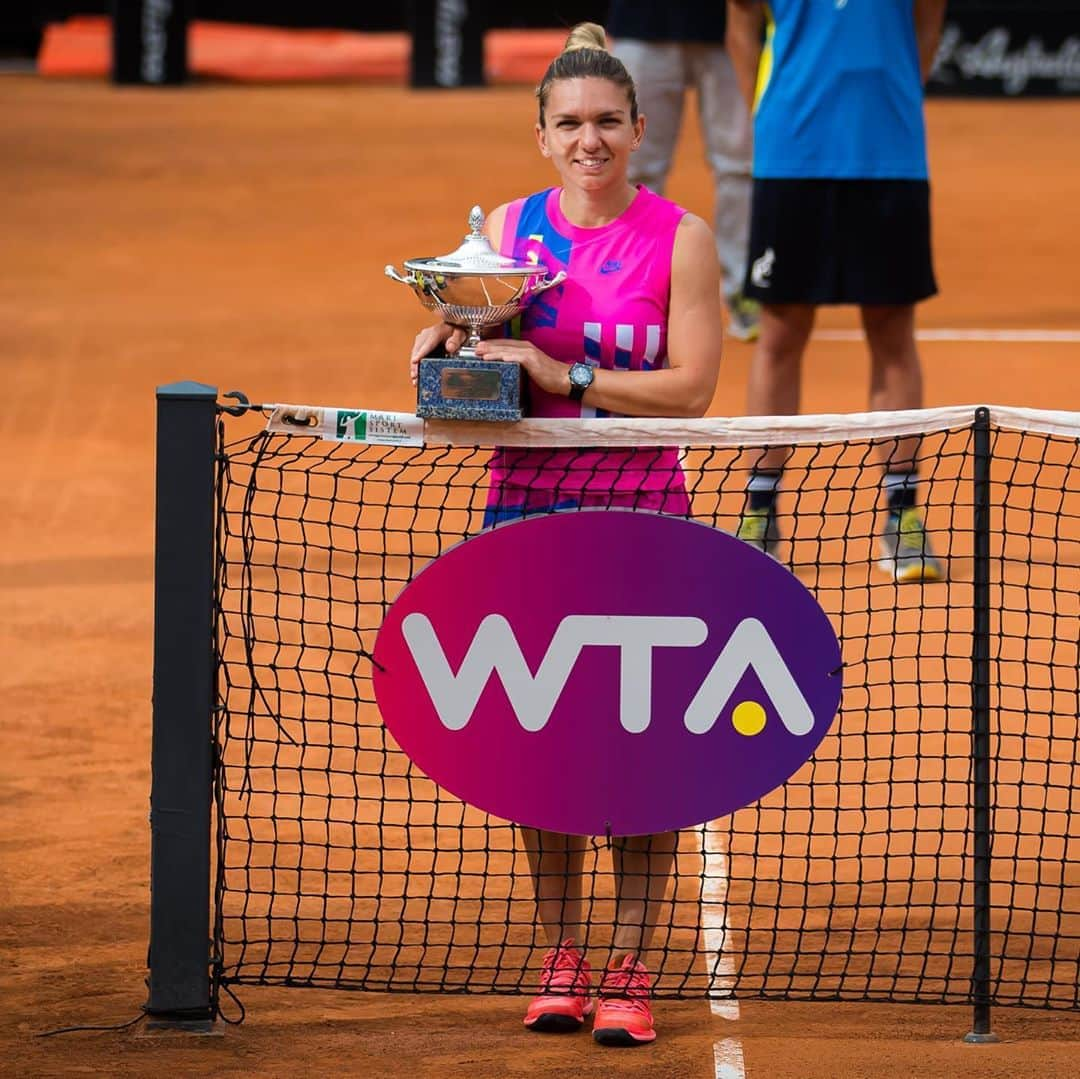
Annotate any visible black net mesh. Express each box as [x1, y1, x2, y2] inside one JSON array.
[[211, 414, 1079, 1009]]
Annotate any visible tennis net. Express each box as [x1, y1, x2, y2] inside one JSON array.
[[195, 401, 1079, 1013]]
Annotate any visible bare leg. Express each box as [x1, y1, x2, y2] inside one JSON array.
[[521, 827, 588, 948], [609, 831, 678, 963], [745, 303, 816, 472], [861, 303, 923, 471], [861, 303, 943, 579]]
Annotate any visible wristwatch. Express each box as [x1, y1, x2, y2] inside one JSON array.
[[568, 362, 595, 402]]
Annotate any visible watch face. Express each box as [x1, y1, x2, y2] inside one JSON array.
[[571, 364, 592, 386]]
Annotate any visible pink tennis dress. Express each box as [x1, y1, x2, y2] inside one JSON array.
[[486, 185, 690, 520]]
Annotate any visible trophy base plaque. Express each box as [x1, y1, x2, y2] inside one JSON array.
[[416, 357, 523, 422]]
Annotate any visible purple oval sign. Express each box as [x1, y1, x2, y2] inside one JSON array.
[[373, 510, 842, 835]]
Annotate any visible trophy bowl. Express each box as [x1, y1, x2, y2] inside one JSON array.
[[386, 206, 565, 422]]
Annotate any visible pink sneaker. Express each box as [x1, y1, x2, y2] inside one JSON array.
[[592, 955, 656, 1046], [523, 940, 594, 1033]]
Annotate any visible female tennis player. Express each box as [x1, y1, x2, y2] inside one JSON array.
[[410, 23, 723, 1047]]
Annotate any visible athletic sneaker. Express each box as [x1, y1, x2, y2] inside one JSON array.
[[727, 293, 761, 342], [592, 956, 656, 1046], [523, 940, 593, 1033], [878, 507, 944, 583], [735, 506, 782, 557]]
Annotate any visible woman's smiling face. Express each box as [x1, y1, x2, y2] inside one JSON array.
[[536, 77, 644, 194]]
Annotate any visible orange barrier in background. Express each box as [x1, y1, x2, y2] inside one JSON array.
[[37, 16, 565, 83]]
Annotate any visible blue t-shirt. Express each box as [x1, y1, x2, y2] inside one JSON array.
[[753, 0, 928, 180]]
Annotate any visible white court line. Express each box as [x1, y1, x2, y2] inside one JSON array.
[[814, 328, 1080, 343], [700, 824, 746, 1078], [715, 1039, 749, 1079]]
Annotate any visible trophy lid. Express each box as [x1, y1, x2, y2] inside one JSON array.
[[403, 206, 542, 277]]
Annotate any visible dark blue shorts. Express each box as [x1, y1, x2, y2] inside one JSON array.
[[481, 499, 579, 530]]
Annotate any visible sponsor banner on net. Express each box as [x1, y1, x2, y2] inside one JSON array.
[[374, 510, 843, 836], [264, 405, 426, 444], [333, 409, 424, 446]]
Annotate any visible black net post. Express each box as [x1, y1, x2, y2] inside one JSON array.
[[145, 381, 218, 1029], [965, 405, 998, 1044], [409, 0, 486, 88], [111, 0, 189, 85]]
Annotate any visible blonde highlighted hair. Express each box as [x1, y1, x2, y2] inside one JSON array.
[[563, 22, 607, 52], [535, 22, 638, 126]]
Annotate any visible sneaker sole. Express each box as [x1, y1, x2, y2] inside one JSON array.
[[877, 557, 945, 583], [593, 1025, 656, 1046], [726, 326, 760, 343], [524, 1001, 594, 1033]]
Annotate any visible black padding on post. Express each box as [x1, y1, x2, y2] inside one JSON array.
[[111, 0, 189, 85], [146, 381, 217, 1020], [409, 0, 486, 88]]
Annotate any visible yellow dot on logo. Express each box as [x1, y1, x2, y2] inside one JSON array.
[[732, 701, 767, 737]]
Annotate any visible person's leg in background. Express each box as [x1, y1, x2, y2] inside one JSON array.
[[861, 303, 943, 581], [693, 42, 758, 341], [737, 302, 816, 554], [852, 176, 942, 583], [611, 39, 685, 196]]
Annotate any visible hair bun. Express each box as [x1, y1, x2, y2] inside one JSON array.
[[563, 22, 607, 54]]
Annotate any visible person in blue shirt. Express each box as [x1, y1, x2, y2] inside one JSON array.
[[727, 0, 947, 583]]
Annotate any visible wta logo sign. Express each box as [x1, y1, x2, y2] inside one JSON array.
[[373, 511, 842, 835]]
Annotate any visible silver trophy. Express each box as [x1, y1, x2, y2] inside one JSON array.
[[386, 206, 565, 421]]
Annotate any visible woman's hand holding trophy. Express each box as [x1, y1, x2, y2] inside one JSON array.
[[386, 206, 565, 421]]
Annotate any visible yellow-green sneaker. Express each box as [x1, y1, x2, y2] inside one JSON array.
[[878, 507, 944, 583], [727, 293, 761, 342], [736, 506, 781, 557]]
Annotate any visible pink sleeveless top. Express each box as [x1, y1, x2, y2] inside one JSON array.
[[488, 185, 689, 516]]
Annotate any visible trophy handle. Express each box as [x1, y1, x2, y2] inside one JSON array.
[[385, 264, 415, 285], [529, 270, 567, 295]]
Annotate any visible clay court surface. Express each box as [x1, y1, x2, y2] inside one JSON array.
[[3, 74, 1080, 1076]]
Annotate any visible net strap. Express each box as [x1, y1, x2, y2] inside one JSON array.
[[263, 403, 1080, 448]]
